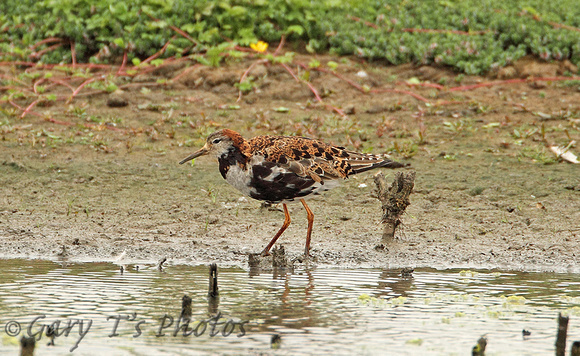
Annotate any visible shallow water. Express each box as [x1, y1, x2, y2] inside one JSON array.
[[0, 259, 578, 355]]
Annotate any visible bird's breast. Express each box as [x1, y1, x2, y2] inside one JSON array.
[[224, 164, 255, 197]]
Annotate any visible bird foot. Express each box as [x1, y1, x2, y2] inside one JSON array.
[[260, 249, 271, 257]]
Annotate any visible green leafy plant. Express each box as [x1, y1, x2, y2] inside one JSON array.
[[234, 77, 256, 93], [1, 0, 580, 75]]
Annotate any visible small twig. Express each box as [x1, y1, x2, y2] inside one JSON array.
[[33, 78, 47, 94], [273, 35, 286, 56], [519, 11, 580, 33], [282, 63, 322, 104], [302, 74, 341, 114], [146, 13, 200, 47], [169, 25, 200, 47], [0, 61, 113, 70], [0, 74, 29, 87], [237, 58, 269, 102], [289, 62, 346, 116], [142, 36, 175, 65], [311, 65, 366, 91], [29, 37, 63, 51], [303, 63, 431, 103], [49, 78, 76, 93], [29, 42, 64, 59], [70, 41, 77, 67], [405, 81, 445, 90], [547, 21, 580, 33], [231, 45, 255, 53], [402, 28, 492, 35], [117, 51, 128, 76], [124, 56, 187, 78], [279, 62, 300, 82], [450, 78, 527, 91], [171, 64, 200, 82], [118, 82, 167, 90], [45, 118, 74, 126], [8, 99, 44, 118], [371, 88, 430, 103], [449, 77, 580, 92], [347, 15, 380, 29], [326, 104, 347, 117], [20, 98, 41, 119], [68, 77, 99, 103]]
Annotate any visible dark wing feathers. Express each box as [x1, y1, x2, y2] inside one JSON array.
[[247, 135, 402, 182]]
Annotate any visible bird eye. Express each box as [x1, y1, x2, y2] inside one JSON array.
[[212, 138, 222, 144]]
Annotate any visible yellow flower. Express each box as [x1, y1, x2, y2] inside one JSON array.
[[250, 41, 268, 53]]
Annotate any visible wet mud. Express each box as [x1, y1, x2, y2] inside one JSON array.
[[1, 55, 579, 271]]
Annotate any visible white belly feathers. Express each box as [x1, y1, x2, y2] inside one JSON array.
[[225, 164, 255, 197]]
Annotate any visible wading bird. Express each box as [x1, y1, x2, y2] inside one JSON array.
[[180, 129, 404, 257]]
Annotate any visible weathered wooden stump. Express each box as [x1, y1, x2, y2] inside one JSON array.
[[556, 313, 569, 356], [472, 336, 487, 356], [248, 245, 290, 270], [20, 336, 35, 356], [208, 263, 219, 298], [180, 295, 192, 321], [373, 171, 415, 243], [571, 341, 580, 356], [208, 263, 219, 314]]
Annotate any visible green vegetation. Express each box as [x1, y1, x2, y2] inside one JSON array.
[[1, 0, 580, 74]]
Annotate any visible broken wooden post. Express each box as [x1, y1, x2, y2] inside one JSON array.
[[271, 334, 282, 349], [556, 313, 569, 356], [208, 263, 219, 298], [400, 267, 414, 278], [571, 341, 580, 356], [208, 263, 219, 314], [247, 245, 291, 271], [20, 336, 35, 356], [472, 336, 487, 356], [272, 245, 287, 268], [373, 171, 415, 243], [180, 295, 192, 321], [157, 257, 167, 271]]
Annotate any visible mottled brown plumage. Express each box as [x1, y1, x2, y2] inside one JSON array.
[[180, 129, 405, 257]]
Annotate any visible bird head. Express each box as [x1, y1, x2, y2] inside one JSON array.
[[179, 129, 242, 164]]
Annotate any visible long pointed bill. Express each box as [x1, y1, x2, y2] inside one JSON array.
[[179, 146, 209, 164]]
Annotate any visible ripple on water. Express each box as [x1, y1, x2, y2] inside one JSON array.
[[0, 259, 578, 355]]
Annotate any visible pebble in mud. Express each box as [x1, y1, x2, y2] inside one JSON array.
[[106, 90, 129, 107]]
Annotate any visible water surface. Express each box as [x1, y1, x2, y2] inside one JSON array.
[[0, 259, 578, 355]]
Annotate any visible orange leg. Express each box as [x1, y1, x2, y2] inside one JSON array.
[[300, 199, 314, 257], [260, 203, 291, 256]]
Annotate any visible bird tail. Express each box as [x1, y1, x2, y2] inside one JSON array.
[[345, 153, 407, 175]]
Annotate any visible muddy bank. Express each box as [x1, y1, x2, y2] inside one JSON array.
[[1, 57, 579, 271], [1, 146, 578, 272]]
